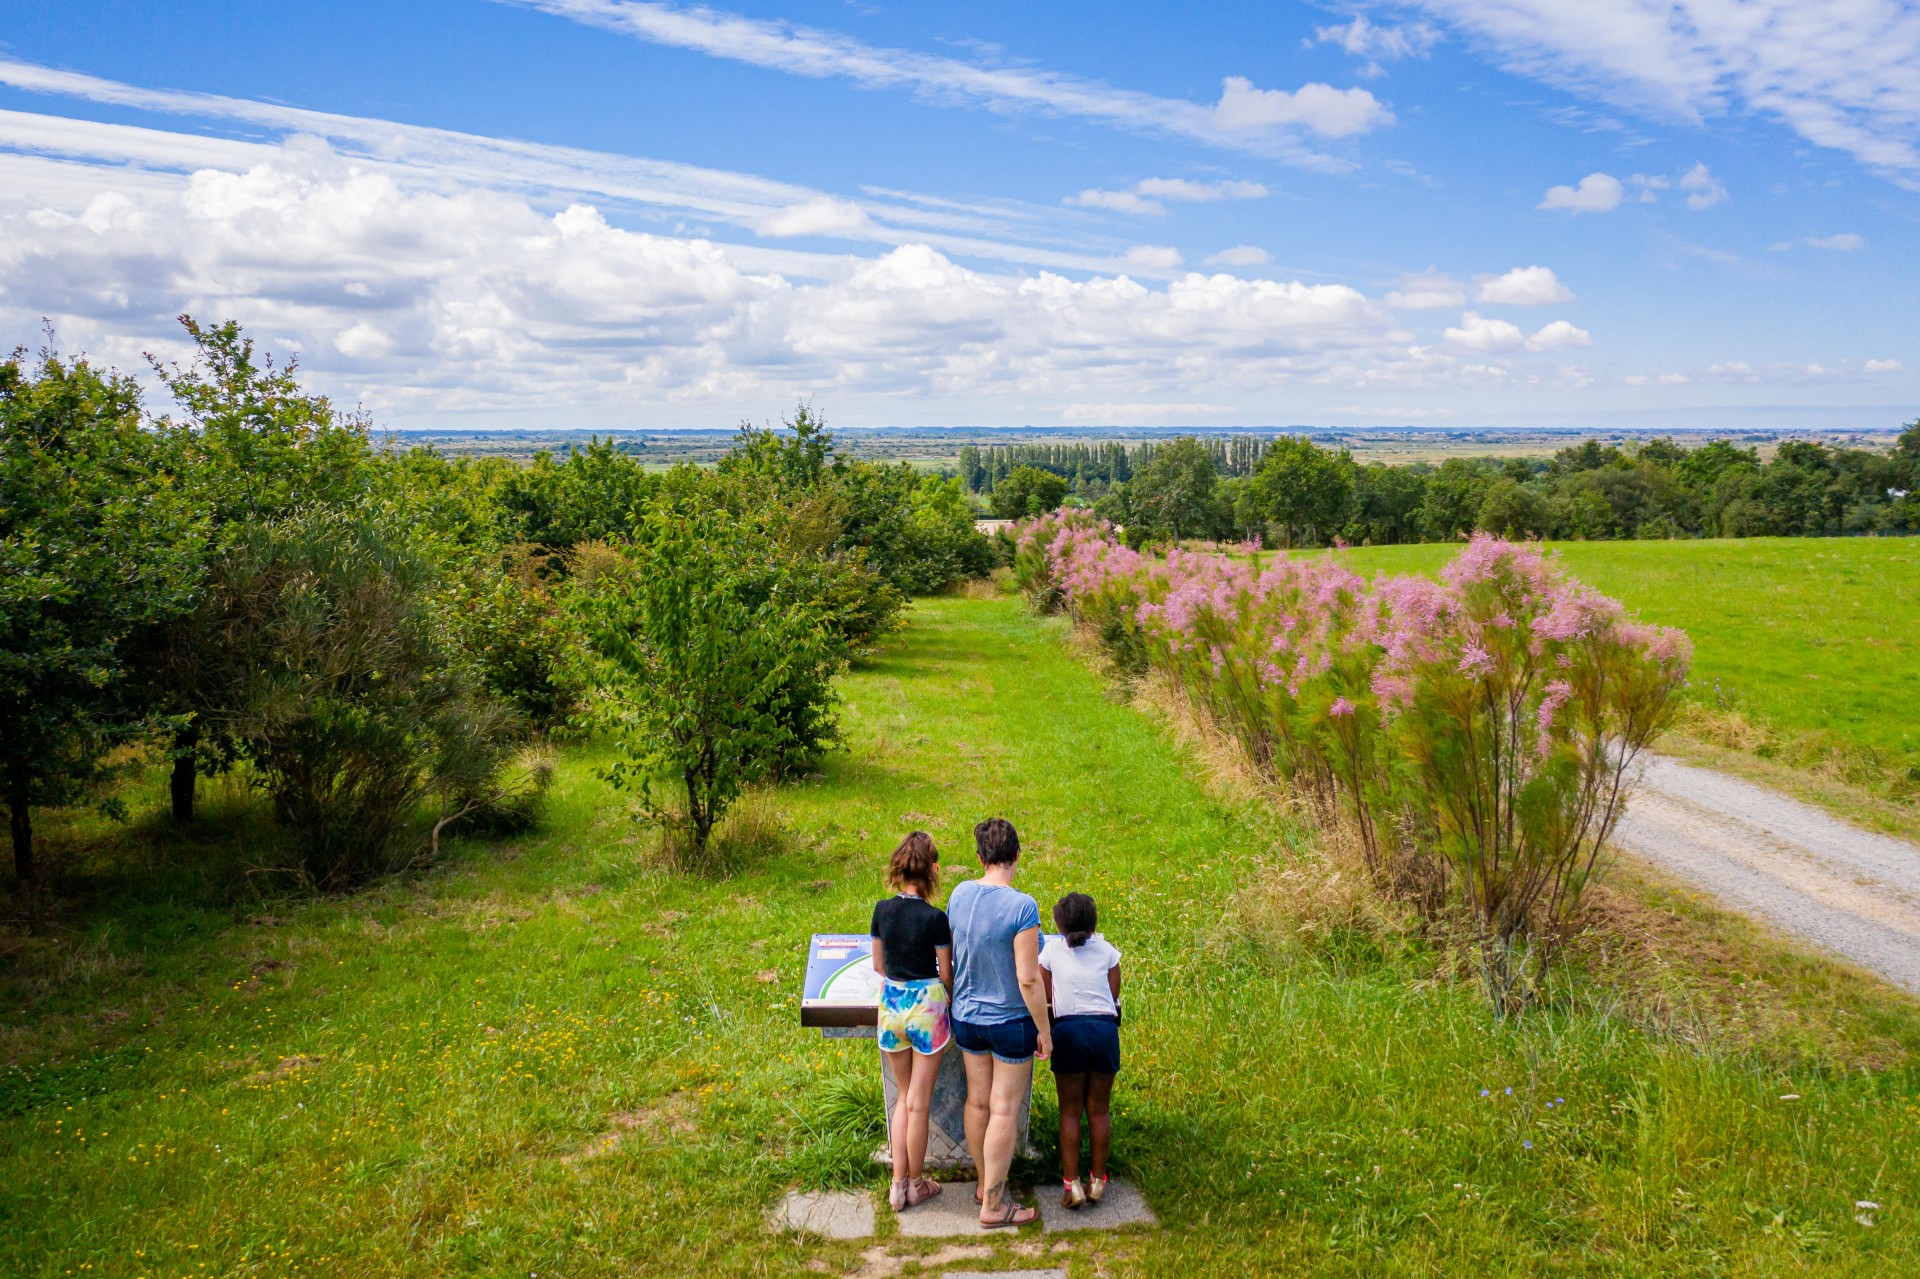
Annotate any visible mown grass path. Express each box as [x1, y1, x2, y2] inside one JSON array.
[[3, 598, 1917, 1276]]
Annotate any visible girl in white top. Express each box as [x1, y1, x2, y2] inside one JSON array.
[[1038, 892, 1122, 1209]]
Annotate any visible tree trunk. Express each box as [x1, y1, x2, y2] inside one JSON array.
[[7, 763, 30, 883], [170, 721, 199, 825]]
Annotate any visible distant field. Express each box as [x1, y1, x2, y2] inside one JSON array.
[[1332, 537, 1920, 782]]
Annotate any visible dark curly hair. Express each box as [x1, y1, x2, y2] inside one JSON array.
[[1052, 891, 1097, 948]]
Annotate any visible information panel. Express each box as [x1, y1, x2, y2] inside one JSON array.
[[800, 933, 882, 1027]]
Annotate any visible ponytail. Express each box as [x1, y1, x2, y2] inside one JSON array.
[[886, 831, 939, 897], [1052, 891, 1097, 949]]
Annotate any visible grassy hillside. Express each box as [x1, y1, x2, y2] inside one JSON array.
[[3, 597, 1917, 1276], [1333, 538, 1920, 815]]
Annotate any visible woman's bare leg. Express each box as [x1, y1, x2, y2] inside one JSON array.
[[979, 1056, 1035, 1224], [960, 1048, 993, 1185], [1087, 1072, 1115, 1181], [902, 1043, 944, 1180], [1054, 1071, 1088, 1182]]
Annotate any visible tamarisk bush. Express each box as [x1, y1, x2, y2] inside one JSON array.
[[1017, 516, 1690, 1012]]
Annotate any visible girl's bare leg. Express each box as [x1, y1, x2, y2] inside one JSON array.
[[902, 1043, 944, 1180], [1087, 1072, 1115, 1181], [883, 1049, 916, 1183], [1054, 1071, 1088, 1182]]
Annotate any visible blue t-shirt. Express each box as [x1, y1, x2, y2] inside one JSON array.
[[947, 879, 1042, 1025]]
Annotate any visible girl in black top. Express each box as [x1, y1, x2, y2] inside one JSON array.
[[869, 831, 952, 1211]]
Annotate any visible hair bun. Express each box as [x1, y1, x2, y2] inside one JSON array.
[[1066, 929, 1093, 948]]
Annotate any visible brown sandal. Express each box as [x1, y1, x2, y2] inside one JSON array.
[[906, 1177, 942, 1207], [980, 1197, 1037, 1229]]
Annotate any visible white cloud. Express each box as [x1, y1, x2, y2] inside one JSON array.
[[1069, 188, 1163, 216], [754, 197, 875, 238], [1314, 15, 1441, 63], [1537, 172, 1624, 212], [1406, 1, 1920, 182], [1525, 319, 1591, 349], [1385, 269, 1466, 310], [1118, 245, 1185, 272], [334, 321, 393, 359], [1476, 265, 1574, 305], [505, 1, 1390, 163], [0, 58, 1154, 278], [1804, 233, 1865, 250], [1067, 177, 1267, 217], [1678, 161, 1727, 209], [0, 140, 1427, 422], [1865, 358, 1905, 373], [1210, 76, 1393, 139], [1206, 245, 1271, 267], [1135, 177, 1268, 201], [1444, 312, 1526, 351]]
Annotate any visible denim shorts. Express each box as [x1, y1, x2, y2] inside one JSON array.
[[951, 1013, 1039, 1064], [1048, 1014, 1120, 1076]]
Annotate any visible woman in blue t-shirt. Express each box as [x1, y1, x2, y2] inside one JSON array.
[[947, 817, 1052, 1228]]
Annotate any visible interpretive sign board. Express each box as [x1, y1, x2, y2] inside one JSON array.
[[801, 933, 885, 1027], [800, 933, 1037, 1167]]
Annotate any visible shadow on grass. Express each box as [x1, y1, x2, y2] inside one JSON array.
[[0, 762, 529, 1100]]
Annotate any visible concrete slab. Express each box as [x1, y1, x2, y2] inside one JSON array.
[[893, 1181, 1037, 1237], [1037, 1176, 1157, 1233], [942, 1271, 1066, 1279], [767, 1189, 874, 1239]]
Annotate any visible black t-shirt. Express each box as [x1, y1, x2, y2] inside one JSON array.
[[869, 895, 952, 982]]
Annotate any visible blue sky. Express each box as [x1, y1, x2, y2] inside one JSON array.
[[1, 0, 1915, 429]]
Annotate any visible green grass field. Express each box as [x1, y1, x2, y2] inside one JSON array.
[[1332, 538, 1920, 794], [4, 597, 1919, 1276]]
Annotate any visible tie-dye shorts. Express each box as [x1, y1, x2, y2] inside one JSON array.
[[877, 977, 951, 1055]]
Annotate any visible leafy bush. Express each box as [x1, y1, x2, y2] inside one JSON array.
[[441, 548, 582, 729], [1, 349, 205, 880], [203, 510, 525, 887], [1021, 520, 1691, 1013], [573, 501, 844, 864], [989, 465, 1069, 519]]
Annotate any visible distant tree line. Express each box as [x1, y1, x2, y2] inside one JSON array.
[[2, 320, 992, 886], [959, 436, 1271, 497], [968, 430, 1920, 547]]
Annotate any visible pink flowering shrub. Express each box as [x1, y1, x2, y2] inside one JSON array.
[[1014, 521, 1691, 1013]]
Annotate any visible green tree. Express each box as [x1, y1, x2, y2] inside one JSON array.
[[1415, 459, 1493, 541], [1475, 477, 1552, 540], [1348, 463, 1427, 545], [1127, 436, 1222, 543], [204, 510, 522, 887], [1249, 436, 1354, 547], [989, 465, 1070, 519], [149, 317, 372, 823], [1, 349, 204, 880], [575, 503, 843, 861]]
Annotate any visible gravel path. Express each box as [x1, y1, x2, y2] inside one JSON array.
[[1612, 755, 1920, 994]]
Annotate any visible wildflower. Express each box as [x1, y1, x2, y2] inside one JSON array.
[[1522, 1140, 1533, 1150], [1329, 697, 1355, 718]]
